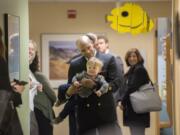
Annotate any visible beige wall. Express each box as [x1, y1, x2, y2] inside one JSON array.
[[29, 1, 172, 135], [29, 1, 171, 72], [0, 0, 29, 135], [173, 0, 180, 134], [174, 55, 180, 135]]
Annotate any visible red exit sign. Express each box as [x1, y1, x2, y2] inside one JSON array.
[[67, 9, 77, 19]]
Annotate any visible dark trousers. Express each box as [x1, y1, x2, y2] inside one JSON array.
[[129, 122, 146, 135], [30, 111, 39, 135], [69, 110, 78, 135], [68, 96, 78, 135], [59, 97, 76, 119], [82, 122, 122, 135], [34, 108, 53, 135], [57, 84, 78, 135], [129, 126, 145, 135]]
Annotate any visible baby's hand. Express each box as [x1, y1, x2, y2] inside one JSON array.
[[73, 81, 81, 87], [119, 103, 124, 110], [95, 90, 102, 97], [37, 84, 43, 92]]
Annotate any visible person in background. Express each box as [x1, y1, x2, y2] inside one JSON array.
[[121, 48, 151, 135], [29, 40, 42, 135], [96, 35, 124, 74], [96, 35, 125, 104], [0, 26, 25, 135], [29, 40, 56, 135]]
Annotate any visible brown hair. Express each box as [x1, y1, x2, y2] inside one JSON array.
[[86, 57, 103, 70], [29, 40, 37, 51], [30, 52, 40, 73], [97, 35, 109, 44], [125, 48, 144, 66], [0, 27, 6, 59]]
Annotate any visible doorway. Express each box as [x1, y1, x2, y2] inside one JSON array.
[[157, 17, 173, 135]]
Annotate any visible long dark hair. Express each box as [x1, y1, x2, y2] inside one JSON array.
[[0, 27, 6, 59], [30, 52, 40, 73]]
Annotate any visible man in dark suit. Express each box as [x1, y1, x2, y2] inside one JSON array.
[[96, 35, 125, 104], [66, 35, 123, 135], [96, 35, 124, 74]]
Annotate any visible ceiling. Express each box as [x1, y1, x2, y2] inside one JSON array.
[[29, 0, 171, 2]]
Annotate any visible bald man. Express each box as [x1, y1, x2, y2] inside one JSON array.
[[66, 35, 122, 135]]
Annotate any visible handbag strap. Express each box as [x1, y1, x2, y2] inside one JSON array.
[[148, 80, 158, 92]]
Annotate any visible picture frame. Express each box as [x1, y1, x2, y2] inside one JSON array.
[[41, 34, 82, 88], [176, 12, 180, 58], [4, 13, 20, 81]]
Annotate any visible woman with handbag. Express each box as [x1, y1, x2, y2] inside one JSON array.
[[0, 27, 25, 135], [121, 48, 151, 135]]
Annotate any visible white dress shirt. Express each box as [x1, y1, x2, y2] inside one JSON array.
[[29, 71, 40, 111]]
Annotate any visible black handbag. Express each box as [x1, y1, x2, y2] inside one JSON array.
[[0, 90, 22, 135]]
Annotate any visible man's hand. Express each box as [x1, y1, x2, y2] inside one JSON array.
[[12, 84, 25, 94]]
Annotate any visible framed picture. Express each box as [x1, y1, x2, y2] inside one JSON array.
[[4, 13, 20, 81], [41, 34, 81, 88], [176, 12, 180, 58]]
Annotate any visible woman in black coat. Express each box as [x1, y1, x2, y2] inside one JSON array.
[[121, 48, 151, 135], [0, 27, 25, 135]]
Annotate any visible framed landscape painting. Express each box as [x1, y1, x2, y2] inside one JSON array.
[[41, 34, 81, 88]]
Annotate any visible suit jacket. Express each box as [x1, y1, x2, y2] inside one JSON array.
[[122, 63, 150, 127], [108, 53, 125, 103], [68, 52, 120, 134]]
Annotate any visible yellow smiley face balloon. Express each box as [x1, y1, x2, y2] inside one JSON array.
[[107, 3, 154, 35]]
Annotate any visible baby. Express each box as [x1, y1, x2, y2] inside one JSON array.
[[53, 57, 109, 124], [68, 57, 109, 97]]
